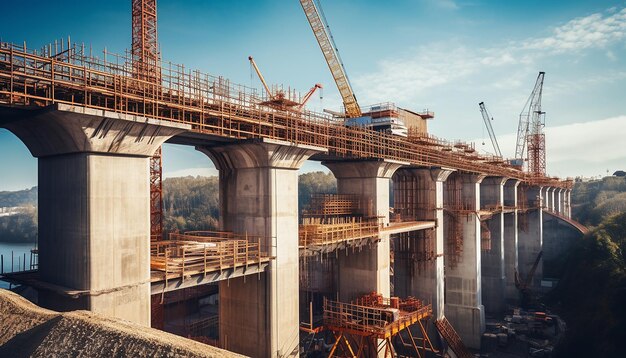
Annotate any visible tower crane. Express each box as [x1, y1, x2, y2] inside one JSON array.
[[478, 102, 502, 158], [299, 0, 362, 118], [248, 56, 322, 111], [514, 72, 546, 176]]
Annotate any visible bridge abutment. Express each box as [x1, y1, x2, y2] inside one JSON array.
[[0, 104, 188, 326], [198, 139, 325, 358]]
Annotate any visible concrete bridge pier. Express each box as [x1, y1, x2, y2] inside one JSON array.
[[0, 104, 188, 326], [503, 180, 520, 304], [480, 177, 506, 316], [518, 185, 544, 290], [444, 173, 485, 349], [199, 139, 325, 358], [391, 167, 453, 319], [323, 159, 407, 301], [555, 188, 563, 214], [565, 189, 572, 218]]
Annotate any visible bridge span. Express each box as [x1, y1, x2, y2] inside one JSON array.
[[0, 39, 583, 357]]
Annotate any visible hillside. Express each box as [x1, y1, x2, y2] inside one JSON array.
[[548, 211, 626, 357], [0, 187, 37, 208], [571, 175, 626, 226]]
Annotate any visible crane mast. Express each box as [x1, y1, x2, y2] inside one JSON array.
[[299, 0, 362, 118], [479, 102, 502, 158], [514, 72, 546, 176]]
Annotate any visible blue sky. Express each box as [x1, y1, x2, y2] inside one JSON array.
[[1, 0, 625, 191]]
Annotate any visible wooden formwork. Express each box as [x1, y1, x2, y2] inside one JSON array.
[[299, 217, 381, 248], [303, 194, 361, 217], [150, 232, 268, 280]]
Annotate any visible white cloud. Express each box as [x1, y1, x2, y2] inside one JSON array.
[[352, 7, 626, 106], [522, 8, 626, 53], [477, 116, 626, 178]]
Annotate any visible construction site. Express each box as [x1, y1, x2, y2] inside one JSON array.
[[0, 0, 590, 357]]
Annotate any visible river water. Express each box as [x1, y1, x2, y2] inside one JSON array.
[[0, 241, 37, 289]]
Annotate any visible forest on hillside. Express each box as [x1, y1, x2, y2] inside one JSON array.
[[0, 187, 38, 243], [548, 174, 626, 356]]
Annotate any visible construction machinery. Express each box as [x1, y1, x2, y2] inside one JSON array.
[[299, 0, 433, 137], [513, 72, 546, 176], [479, 101, 503, 158], [249, 55, 322, 111]]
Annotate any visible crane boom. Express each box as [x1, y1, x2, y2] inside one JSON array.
[[298, 83, 322, 110], [299, 0, 362, 118], [479, 102, 502, 158], [248, 56, 273, 99], [515, 72, 545, 165]]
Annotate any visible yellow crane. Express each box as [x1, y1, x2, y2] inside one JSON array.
[[299, 0, 362, 118]]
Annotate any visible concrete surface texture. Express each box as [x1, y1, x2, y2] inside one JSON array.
[[518, 186, 544, 290], [0, 105, 189, 326], [480, 177, 507, 316], [323, 160, 407, 301], [392, 167, 453, 319], [503, 179, 520, 305], [444, 173, 486, 349], [199, 139, 325, 358]]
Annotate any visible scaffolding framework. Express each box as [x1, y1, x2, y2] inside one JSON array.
[[321, 293, 438, 358], [0, 41, 572, 189]]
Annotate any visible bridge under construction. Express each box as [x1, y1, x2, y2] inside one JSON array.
[[0, 1, 585, 357]]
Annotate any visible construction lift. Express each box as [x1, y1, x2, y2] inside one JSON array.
[[479, 101, 503, 158], [248, 55, 322, 111], [513, 72, 546, 176]]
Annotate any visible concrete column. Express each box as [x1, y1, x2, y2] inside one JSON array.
[[392, 167, 454, 319], [547, 187, 555, 212], [503, 180, 520, 305], [444, 173, 485, 349], [518, 186, 543, 290], [199, 138, 324, 358], [556, 188, 563, 215], [566, 189, 572, 218], [480, 177, 506, 316], [323, 159, 407, 301], [0, 104, 188, 325]]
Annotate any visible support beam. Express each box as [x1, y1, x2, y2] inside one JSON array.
[[503, 180, 520, 304], [199, 138, 325, 358], [480, 177, 506, 315], [444, 173, 485, 349], [392, 167, 453, 319], [0, 104, 188, 326], [323, 159, 407, 301]]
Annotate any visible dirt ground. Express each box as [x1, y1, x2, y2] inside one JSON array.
[[0, 289, 243, 357]]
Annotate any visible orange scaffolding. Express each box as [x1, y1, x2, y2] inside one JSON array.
[[0, 41, 572, 189], [321, 293, 438, 358]]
